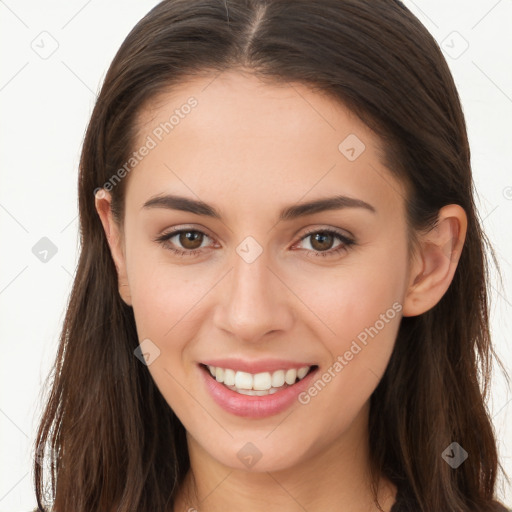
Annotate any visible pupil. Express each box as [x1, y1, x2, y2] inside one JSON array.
[[311, 232, 333, 251], [180, 231, 203, 249]]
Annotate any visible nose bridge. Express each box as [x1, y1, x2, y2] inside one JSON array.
[[213, 239, 293, 342]]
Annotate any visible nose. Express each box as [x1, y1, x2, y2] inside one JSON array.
[[213, 247, 294, 343]]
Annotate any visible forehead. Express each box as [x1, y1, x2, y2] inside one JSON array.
[[127, 70, 406, 220], [136, 69, 375, 152]]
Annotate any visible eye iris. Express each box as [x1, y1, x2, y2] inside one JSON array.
[[310, 232, 334, 251], [179, 231, 203, 250]]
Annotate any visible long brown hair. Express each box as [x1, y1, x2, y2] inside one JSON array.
[[33, 1, 509, 510]]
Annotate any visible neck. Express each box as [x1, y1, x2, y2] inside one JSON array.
[[173, 402, 397, 512]]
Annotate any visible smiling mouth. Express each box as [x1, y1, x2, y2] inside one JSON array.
[[200, 363, 318, 396]]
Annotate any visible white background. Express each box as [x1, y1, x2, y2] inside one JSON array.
[[0, 0, 511, 510]]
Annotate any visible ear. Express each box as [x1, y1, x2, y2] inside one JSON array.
[[94, 189, 132, 306], [402, 204, 467, 317]]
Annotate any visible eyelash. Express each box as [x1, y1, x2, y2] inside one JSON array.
[[154, 227, 356, 259]]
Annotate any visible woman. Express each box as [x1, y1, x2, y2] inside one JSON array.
[[33, 0, 510, 510]]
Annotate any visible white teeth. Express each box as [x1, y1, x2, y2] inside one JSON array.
[[223, 368, 236, 386], [224, 383, 289, 395], [271, 370, 285, 388], [235, 388, 271, 396], [204, 364, 312, 393], [235, 371, 253, 390], [253, 372, 272, 391], [297, 366, 309, 379], [285, 368, 297, 385]]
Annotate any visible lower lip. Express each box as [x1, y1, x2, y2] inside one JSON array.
[[199, 364, 319, 418]]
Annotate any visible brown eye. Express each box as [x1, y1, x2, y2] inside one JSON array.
[[155, 228, 213, 257], [295, 228, 355, 258], [178, 230, 204, 250], [309, 232, 335, 251]]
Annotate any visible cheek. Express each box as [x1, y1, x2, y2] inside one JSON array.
[[130, 280, 210, 377], [127, 258, 206, 413], [291, 272, 403, 434], [284, 247, 406, 392], [125, 235, 208, 338], [289, 250, 405, 339]]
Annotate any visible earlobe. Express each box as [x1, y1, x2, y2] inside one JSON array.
[[402, 204, 467, 317], [94, 189, 133, 306]]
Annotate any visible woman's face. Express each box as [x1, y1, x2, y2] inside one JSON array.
[[106, 70, 414, 472]]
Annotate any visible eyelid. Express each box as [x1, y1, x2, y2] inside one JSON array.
[[156, 224, 354, 242], [155, 224, 356, 256], [156, 224, 215, 240], [153, 225, 217, 247], [291, 225, 355, 246], [297, 225, 354, 239]]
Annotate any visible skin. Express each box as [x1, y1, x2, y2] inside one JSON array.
[[96, 70, 467, 512]]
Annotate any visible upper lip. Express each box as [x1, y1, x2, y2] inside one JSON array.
[[200, 358, 317, 374]]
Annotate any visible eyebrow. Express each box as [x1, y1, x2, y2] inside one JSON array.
[[142, 193, 376, 220]]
